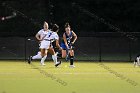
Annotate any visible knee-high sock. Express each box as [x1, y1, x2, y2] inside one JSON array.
[[32, 54, 42, 59], [41, 55, 47, 64], [52, 54, 58, 64], [137, 57, 140, 65], [70, 56, 74, 65]]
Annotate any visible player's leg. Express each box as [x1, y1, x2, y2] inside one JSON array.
[[40, 49, 47, 66], [28, 55, 32, 64], [53, 48, 62, 66], [61, 42, 67, 58], [62, 49, 67, 58], [134, 60, 137, 67], [62, 49, 71, 61], [48, 47, 61, 67], [32, 51, 42, 59], [28, 52, 42, 64], [49, 47, 57, 63], [137, 57, 140, 66], [40, 41, 50, 66], [54, 48, 62, 59], [69, 49, 75, 68], [134, 57, 139, 67]]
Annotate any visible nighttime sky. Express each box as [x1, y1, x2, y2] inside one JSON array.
[[0, 0, 140, 36]]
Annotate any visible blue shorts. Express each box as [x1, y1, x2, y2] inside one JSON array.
[[61, 42, 71, 50]]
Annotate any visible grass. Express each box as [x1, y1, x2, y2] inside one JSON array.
[[0, 60, 140, 93]]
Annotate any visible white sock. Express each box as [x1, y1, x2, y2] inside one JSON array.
[[52, 54, 58, 64], [137, 57, 140, 66], [138, 61, 140, 66], [41, 55, 47, 64], [32, 54, 42, 59]]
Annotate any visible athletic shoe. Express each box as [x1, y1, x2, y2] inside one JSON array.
[[41, 63, 46, 66], [28, 56, 32, 64], [134, 62, 140, 67], [69, 65, 75, 68], [55, 61, 62, 67], [134, 64, 139, 67]]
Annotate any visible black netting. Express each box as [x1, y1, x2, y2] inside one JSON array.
[[0, 36, 140, 62]]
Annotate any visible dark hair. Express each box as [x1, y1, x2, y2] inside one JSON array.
[[65, 22, 70, 28], [52, 24, 59, 32]]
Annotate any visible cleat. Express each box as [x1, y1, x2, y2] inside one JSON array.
[[41, 63, 46, 66], [28, 56, 32, 64], [69, 65, 75, 68], [55, 61, 62, 67], [134, 62, 140, 67]]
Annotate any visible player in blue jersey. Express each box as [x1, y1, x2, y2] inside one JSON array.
[[61, 23, 77, 67]]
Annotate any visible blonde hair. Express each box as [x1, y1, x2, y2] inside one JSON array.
[[43, 21, 49, 29], [44, 21, 48, 26]]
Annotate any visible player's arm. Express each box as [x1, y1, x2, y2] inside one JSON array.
[[54, 33, 62, 50], [35, 33, 42, 41], [63, 33, 69, 49], [56, 39, 62, 50], [71, 31, 77, 44]]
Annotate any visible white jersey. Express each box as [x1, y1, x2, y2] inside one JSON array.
[[39, 29, 59, 49], [37, 29, 47, 40], [43, 31, 59, 41]]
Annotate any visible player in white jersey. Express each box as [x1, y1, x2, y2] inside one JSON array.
[[28, 29, 47, 62], [27, 25, 53, 62], [28, 22, 61, 66], [48, 24, 62, 67], [28, 22, 53, 62], [134, 55, 140, 67]]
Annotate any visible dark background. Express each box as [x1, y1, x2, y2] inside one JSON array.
[[0, 0, 140, 61], [0, 0, 140, 36]]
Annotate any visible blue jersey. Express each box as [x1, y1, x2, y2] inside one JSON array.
[[61, 31, 73, 50]]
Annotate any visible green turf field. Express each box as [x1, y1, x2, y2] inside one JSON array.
[[0, 61, 140, 93]]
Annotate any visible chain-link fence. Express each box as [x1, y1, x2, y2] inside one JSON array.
[[0, 36, 140, 62]]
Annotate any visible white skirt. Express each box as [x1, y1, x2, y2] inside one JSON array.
[[39, 40, 51, 49]]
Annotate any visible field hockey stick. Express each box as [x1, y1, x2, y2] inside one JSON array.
[[65, 48, 70, 61], [65, 43, 72, 61]]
